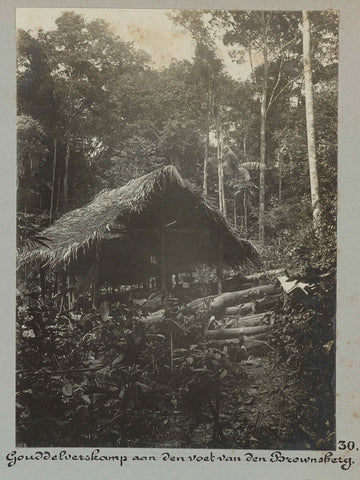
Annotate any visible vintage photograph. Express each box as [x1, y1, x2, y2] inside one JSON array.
[[16, 8, 338, 449]]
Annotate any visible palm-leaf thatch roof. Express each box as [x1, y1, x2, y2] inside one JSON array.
[[18, 166, 259, 283]]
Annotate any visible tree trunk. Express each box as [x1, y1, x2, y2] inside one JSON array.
[[203, 116, 210, 196], [56, 175, 61, 212], [220, 124, 226, 217], [302, 11, 321, 233], [217, 121, 226, 217], [234, 192, 237, 228], [49, 137, 57, 225], [244, 268, 286, 281], [224, 312, 272, 328], [223, 294, 282, 317], [259, 13, 269, 244], [217, 123, 222, 213], [216, 234, 224, 295], [259, 72, 268, 243], [278, 152, 282, 205], [63, 141, 70, 204], [243, 190, 248, 235], [206, 325, 271, 339]]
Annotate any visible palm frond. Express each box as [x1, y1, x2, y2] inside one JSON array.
[[241, 161, 263, 171]]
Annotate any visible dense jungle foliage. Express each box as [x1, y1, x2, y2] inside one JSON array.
[[16, 10, 337, 448], [17, 10, 338, 250]]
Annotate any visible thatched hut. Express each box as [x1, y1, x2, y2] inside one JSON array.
[[18, 166, 259, 299]]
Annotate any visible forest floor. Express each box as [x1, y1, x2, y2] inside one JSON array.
[[137, 352, 308, 450], [189, 356, 302, 449]]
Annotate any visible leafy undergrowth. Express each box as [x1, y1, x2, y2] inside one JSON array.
[[16, 298, 246, 447], [268, 269, 336, 450], [16, 276, 335, 449]]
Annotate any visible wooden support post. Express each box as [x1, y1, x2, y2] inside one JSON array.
[[92, 275, 99, 309], [160, 226, 168, 300], [54, 272, 58, 297], [160, 189, 169, 306], [90, 263, 100, 309], [217, 233, 224, 295], [67, 275, 71, 311], [61, 269, 67, 311], [170, 331, 174, 372], [40, 268, 46, 298]]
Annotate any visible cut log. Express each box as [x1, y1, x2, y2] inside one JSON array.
[[206, 338, 242, 346], [245, 339, 269, 348], [238, 302, 255, 317], [225, 311, 272, 328], [243, 332, 269, 342], [225, 305, 241, 316], [206, 334, 269, 347], [225, 311, 271, 323], [210, 284, 282, 314], [205, 324, 271, 340], [224, 295, 281, 317], [243, 268, 286, 281], [140, 309, 164, 324]]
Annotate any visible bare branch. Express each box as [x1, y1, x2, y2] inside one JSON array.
[[267, 56, 284, 110], [267, 72, 303, 113]]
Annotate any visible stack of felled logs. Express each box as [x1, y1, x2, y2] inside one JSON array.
[[140, 269, 288, 356], [195, 270, 285, 356]]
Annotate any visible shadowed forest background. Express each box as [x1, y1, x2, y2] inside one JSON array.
[[17, 10, 337, 256], [16, 10, 338, 448]]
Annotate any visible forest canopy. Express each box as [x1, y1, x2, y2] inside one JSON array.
[[17, 9, 338, 268]]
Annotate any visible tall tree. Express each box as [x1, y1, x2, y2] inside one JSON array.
[[302, 11, 321, 233], [35, 12, 150, 209], [169, 11, 225, 198], [215, 11, 301, 242], [16, 115, 48, 213], [38, 13, 107, 205], [258, 12, 270, 243], [192, 42, 223, 198]]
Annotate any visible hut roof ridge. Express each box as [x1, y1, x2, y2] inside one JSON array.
[[18, 165, 259, 271]]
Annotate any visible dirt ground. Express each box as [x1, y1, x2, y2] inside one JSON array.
[[138, 351, 310, 450]]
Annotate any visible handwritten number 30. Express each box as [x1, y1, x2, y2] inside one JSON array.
[[338, 441, 355, 450]]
